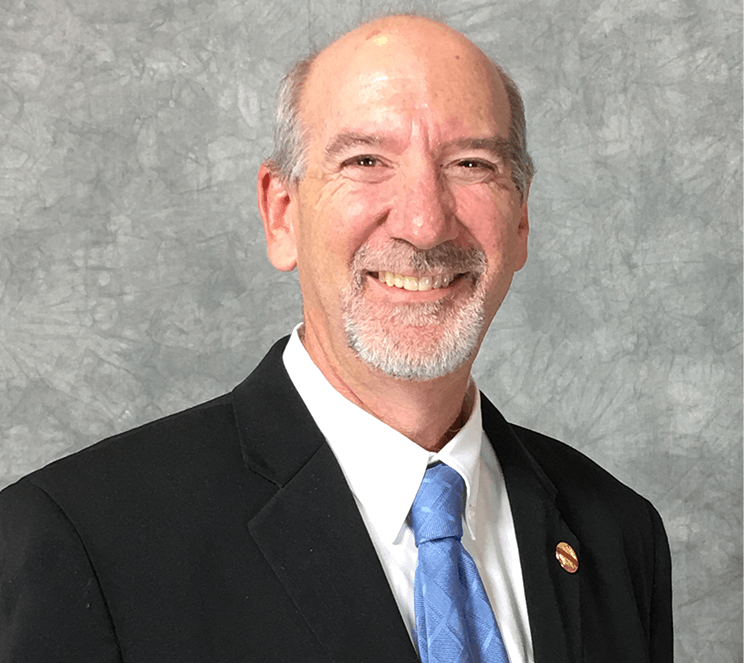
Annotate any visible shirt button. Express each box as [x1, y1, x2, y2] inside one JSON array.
[[555, 542, 579, 573]]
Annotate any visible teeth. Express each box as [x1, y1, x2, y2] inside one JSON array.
[[378, 271, 456, 291]]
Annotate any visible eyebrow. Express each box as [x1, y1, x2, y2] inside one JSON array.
[[324, 132, 385, 161], [445, 136, 513, 160]]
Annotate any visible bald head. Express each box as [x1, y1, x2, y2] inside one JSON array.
[[308, 16, 501, 101], [268, 15, 534, 199]]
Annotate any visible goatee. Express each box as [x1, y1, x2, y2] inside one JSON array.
[[343, 241, 488, 381]]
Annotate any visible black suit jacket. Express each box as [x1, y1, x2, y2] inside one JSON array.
[[0, 337, 672, 662]]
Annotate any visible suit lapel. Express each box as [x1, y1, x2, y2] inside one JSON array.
[[481, 395, 582, 663], [232, 339, 419, 663]]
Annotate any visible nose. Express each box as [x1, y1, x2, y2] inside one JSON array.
[[385, 162, 458, 250]]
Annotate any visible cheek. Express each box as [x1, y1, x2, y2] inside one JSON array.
[[306, 181, 392, 261], [452, 186, 518, 253]]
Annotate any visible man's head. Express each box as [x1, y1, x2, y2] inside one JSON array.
[[258, 15, 532, 383]]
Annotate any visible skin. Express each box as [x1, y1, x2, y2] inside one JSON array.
[[258, 16, 529, 451]]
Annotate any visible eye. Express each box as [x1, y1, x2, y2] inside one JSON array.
[[444, 157, 500, 185], [444, 153, 517, 188], [343, 155, 380, 168], [339, 154, 393, 183], [456, 158, 494, 170]]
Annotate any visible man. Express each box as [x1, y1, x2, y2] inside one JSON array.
[[0, 15, 672, 663]]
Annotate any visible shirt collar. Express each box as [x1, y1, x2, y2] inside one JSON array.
[[282, 325, 484, 544]]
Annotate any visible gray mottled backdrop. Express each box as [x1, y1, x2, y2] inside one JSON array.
[[1, 0, 741, 660]]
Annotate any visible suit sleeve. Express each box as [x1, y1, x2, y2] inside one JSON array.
[[0, 480, 122, 662], [648, 500, 674, 663]]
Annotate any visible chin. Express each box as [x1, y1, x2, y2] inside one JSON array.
[[343, 285, 487, 382]]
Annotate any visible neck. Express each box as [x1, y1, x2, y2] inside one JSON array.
[[300, 326, 476, 452]]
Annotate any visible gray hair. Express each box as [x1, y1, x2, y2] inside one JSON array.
[[266, 51, 535, 200], [492, 62, 535, 201], [266, 55, 315, 184]]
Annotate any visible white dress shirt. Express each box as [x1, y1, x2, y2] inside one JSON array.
[[283, 328, 534, 663]]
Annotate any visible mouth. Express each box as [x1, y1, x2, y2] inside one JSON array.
[[368, 271, 465, 292]]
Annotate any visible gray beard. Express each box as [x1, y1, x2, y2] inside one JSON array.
[[342, 242, 488, 381], [344, 292, 486, 381]]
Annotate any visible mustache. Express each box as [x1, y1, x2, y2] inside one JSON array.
[[351, 241, 487, 281]]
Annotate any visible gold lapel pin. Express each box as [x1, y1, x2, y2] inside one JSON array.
[[555, 542, 579, 573]]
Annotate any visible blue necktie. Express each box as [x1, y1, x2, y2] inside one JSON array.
[[411, 463, 510, 663]]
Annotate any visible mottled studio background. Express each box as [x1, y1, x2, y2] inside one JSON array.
[[1, 0, 741, 659]]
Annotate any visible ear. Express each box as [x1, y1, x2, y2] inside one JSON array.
[[514, 192, 529, 272], [257, 162, 298, 271]]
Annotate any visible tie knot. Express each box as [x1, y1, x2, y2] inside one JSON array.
[[410, 464, 465, 546]]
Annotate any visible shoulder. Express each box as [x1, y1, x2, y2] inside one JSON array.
[[1, 337, 295, 519], [508, 423, 645, 501], [0, 388, 276, 537], [511, 423, 653, 498], [11, 391, 238, 495]]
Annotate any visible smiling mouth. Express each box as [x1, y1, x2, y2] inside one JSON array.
[[369, 271, 464, 292]]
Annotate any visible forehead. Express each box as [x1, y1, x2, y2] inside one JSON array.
[[300, 21, 511, 149]]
